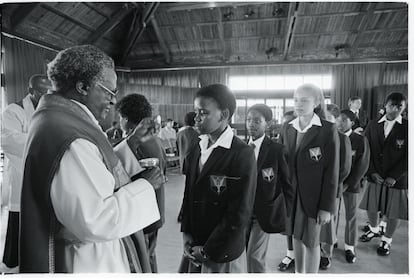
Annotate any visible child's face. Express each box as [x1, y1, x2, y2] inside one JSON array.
[[349, 99, 362, 110], [194, 96, 226, 135], [294, 89, 319, 117], [336, 114, 353, 133], [385, 100, 406, 121], [246, 110, 267, 140]]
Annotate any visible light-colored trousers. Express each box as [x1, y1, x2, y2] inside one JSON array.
[[246, 218, 270, 273], [342, 192, 358, 246]]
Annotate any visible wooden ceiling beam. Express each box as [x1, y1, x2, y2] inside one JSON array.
[[150, 16, 171, 64], [2, 28, 62, 52], [158, 16, 287, 28], [294, 27, 407, 37], [164, 2, 266, 12], [297, 6, 407, 18], [10, 3, 39, 30], [83, 5, 132, 44], [283, 2, 299, 60], [39, 3, 95, 32], [119, 2, 159, 65], [215, 7, 230, 62]]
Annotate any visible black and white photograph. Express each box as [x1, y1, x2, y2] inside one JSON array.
[[0, 0, 410, 274]]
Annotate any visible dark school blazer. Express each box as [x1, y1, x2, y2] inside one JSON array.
[[352, 110, 369, 130], [252, 136, 294, 233], [337, 132, 352, 198], [365, 118, 408, 189], [343, 132, 370, 193], [280, 119, 340, 219], [180, 135, 257, 263]]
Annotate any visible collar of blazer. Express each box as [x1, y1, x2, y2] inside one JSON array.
[[257, 136, 271, 170], [286, 124, 322, 154]]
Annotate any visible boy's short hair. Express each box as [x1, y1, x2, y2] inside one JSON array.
[[326, 104, 341, 118], [340, 109, 357, 122], [115, 94, 152, 125], [384, 92, 407, 105], [348, 96, 362, 102], [196, 84, 236, 118], [248, 104, 273, 121]]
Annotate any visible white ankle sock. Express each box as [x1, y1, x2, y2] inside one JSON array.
[[369, 225, 380, 233], [286, 249, 295, 259], [381, 236, 392, 244], [344, 243, 354, 252], [379, 220, 387, 228]]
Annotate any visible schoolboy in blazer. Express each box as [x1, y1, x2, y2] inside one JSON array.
[[245, 104, 294, 273], [180, 84, 257, 273], [359, 92, 408, 256], [337, 109, 370, 263]]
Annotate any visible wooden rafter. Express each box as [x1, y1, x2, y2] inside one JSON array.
[[215, 7, 230, 62], [158, 16, 287, 28], [294, 27, 407, 37], [119, 2, 159, 65], [283, 2, 299, 60], [150, 16, 171, 64], [83, 5, 132, 44], [39, 3, 94, 32], [2, 27, 62, 52], [10, 3, 39, 30], [298, 6, 407, 18], [164, 2, 266, 12]]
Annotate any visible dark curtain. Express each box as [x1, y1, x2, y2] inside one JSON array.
[[331, 63, 408, 119], [2, 35, 56, 105]]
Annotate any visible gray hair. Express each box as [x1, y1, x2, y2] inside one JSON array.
[[47, 45, 114, 92]]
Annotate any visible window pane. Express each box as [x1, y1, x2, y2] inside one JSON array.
[[325, 98, 331, 105], [266, 99, 284, 124], [247, 99, 265, 106], [285, 98, 295, 113], [247, 76, 266, 90], [229, 76, 247, 91], [266, 75, 284, 90], [322, 75, 332, 89], [303, 75, 322, 88], [285, 75, 303, 90], [233, 99, 247, 124]]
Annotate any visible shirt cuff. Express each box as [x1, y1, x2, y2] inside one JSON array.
[[113, 139, 144, 177]]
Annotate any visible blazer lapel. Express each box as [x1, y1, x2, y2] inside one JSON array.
[[195, 146, 228, 184], [286, 125, 297, 155], [298, 125, 320, 152], [257, 136, 270, 170]]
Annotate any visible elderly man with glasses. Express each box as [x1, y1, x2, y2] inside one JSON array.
[[19, 45, 163, 273]]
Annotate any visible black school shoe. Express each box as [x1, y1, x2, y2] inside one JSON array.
[[319, 257, 331, 270], [345, 250, 356, 263], [278, 256, 295, 271], [377, 241, 391, 256], [360, 228, 381, 242]]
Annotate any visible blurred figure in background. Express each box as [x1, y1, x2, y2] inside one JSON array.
[[347, 96, 368, 134], [116, 93, 167, 273], [159, 118, 177, 153], [1, 74, 52, 271]]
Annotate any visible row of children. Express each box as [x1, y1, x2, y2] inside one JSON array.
[[178, 83, 407, 273]]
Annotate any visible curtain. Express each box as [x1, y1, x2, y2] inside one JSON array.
[[2, 36, 56, 105], [331, 63, 407, 118]]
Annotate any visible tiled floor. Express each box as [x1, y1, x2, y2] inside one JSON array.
[[0, 170, 409, 274]]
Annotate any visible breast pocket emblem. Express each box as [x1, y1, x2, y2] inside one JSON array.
[[210, 175, 227, 195], [351, 150, 356, 157], [396, 139, 405, 149], [262, 167, 275, 182], [309, 147, 322, 162]]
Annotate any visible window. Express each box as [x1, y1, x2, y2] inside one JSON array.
[[229, 74, 332, 91]]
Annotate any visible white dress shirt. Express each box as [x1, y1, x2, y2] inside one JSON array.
[[248, 134, 265, 160], [378, 114, 402, 138], [1, 94, 35, 211], [289, 113, 322, 133], [344, 129, 353, 137], [198, 126, 233, 169], [50, 100, 160, 272]]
